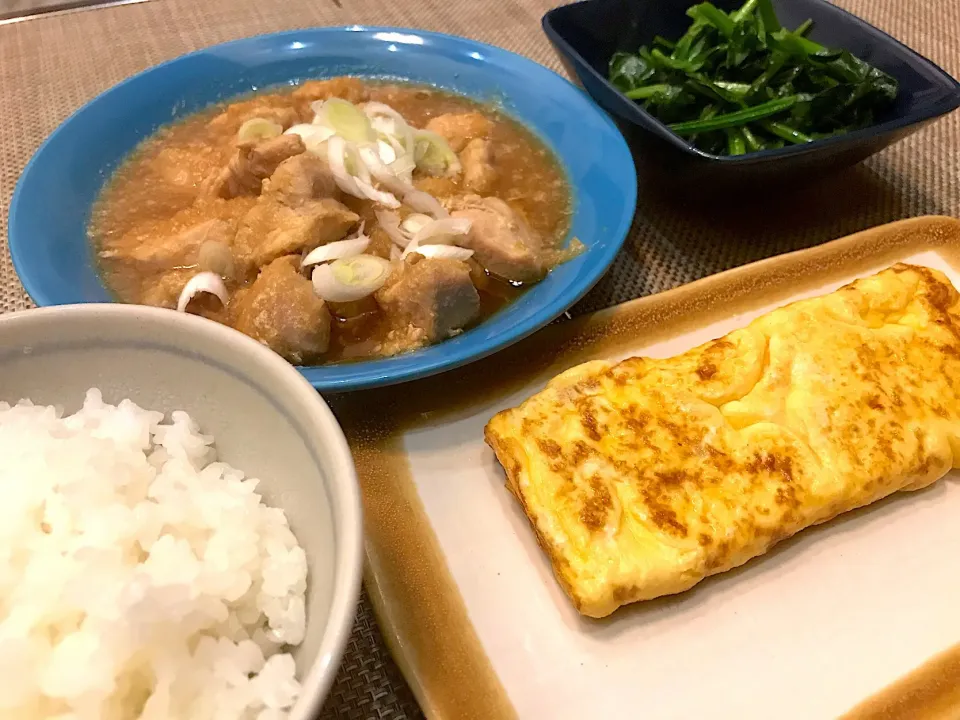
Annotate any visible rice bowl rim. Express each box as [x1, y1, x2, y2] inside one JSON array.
[[0, 303, 364, 719]]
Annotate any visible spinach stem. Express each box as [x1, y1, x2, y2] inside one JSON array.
[[756, 0, 781, 31], [726, 128, 747, 155], [668, 96, 797, 134], [690, 3, 735, 38], [747, 52, 787, 97], [794, 19, 813, 36], [653, 35, 677, 51], [740, 125, 763, 151], [610, 0, 897, 156], [625, 84, 675, 99], [762, 120, 814, 144], [714, 80, 751, 96], [731, 0, 759, 24]]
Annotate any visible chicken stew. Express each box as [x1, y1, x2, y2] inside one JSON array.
[[91, 77, 575, 364]]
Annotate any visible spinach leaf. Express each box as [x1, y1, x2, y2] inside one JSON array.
[[607, 0, 899, 155]]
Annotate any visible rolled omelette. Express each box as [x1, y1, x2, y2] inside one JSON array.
[[485, 264, 960, 618]]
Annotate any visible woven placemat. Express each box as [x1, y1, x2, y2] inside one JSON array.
[[1, 0, 958, 717]]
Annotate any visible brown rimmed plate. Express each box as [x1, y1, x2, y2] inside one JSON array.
[[331, 215, 960, 720]]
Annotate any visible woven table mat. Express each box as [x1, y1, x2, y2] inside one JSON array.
[[1, 0, 958, 717]]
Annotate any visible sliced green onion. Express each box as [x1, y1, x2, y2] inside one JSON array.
[[326, 136, 364, 198], [390, 154, 417, 178], [317, 99, 376, 144], [301, 233, 371, 268], [403, 188, 449, 218], [414, 129, 462, 177], [400, 213, 434, 236], [312, 254, 392, 302], [177, 272, 228, 313], [410, 217, 472, 246], [357, 144, 411, 198], [375, 209, 411, 248], [363, 102, 416, 153], [404, 244, 474, 262], [284, 123, 335, 155], [237, 117, 283, 143], [376, 139, 397, 165]]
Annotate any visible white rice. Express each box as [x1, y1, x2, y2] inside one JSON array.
[[0, 389, 308, 720]]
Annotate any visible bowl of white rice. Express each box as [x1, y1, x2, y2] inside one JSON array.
[[0, 304, 362, 720]]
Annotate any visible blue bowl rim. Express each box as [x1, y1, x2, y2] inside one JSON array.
[[542, 0, 960, 165], [9, 24, 638, 392]]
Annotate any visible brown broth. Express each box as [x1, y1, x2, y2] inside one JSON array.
[[89, 79, 572, 364]]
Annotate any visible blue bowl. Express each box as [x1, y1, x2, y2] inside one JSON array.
[[8, 26, 636, 392], [543, 0, 960, 190]]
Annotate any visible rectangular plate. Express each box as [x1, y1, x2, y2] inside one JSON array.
[[332, 216, 960, 720]]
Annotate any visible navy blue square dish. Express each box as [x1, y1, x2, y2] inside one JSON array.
[[543, 0, 960, 189]]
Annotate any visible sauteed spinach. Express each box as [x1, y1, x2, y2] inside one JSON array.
[[609, 0, 898, 155]]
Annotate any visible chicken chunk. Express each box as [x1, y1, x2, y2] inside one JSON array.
[[450, 195, 545, 283], [203, 134, 306, 199], [375, 255, 480, 348], [460, 138, 497, 194], [105, 219, 234, 275], [424, 112, 494, 153], [377, 324, 430, 357], [262, 153, 339, 207], [233, 198, 359, 275], [414, 175, 460, 199], [234, 256, 331, 363], [292, 77, 369, 104]]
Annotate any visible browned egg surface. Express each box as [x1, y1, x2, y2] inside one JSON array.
[[485, 264, 960, 618]]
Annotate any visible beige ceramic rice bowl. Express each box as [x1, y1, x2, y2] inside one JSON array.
[[0, 304, 362, 719]]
